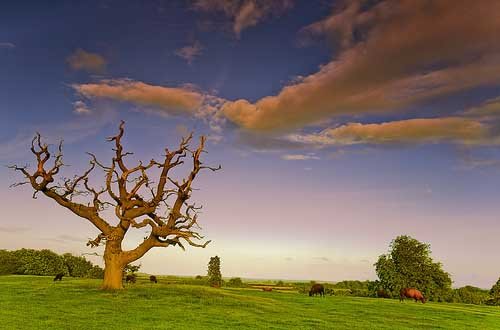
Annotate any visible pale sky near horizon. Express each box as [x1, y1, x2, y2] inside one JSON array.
[[1, 0, 500, 288]]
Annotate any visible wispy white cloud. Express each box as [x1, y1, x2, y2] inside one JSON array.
[[73, 100, 92, 115], [192, 0, 293, 38], [0, 42, 15, 49], [175, 41, 203, 64]]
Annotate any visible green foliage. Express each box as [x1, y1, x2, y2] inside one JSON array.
[[0, 249, 102, 278], [13, 249, 66, 276], [124, 264, 141, 275], [375, 235, 452, 301], [0, 250, 21, 275], [275, 280, 285, 286], [489, 277, 500, 297], [62, 253, 94, 277], [86, 265, 104, 279], [446, 286, 490, 305], [486, 277, 500, 305], [207, 256, 222, 288], [226, 277, 244, 287]]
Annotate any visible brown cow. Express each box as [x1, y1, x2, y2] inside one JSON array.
[[377, 289, 391, 298], [262, 287, 273, 292], [125, 274, 136, 284], [149, 275, 158, 283], [309, 283, 325, 297], [53, 273, 64, 281], [400, 288, 425, 303]]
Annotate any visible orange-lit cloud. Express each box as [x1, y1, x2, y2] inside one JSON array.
[[288, 117, 495, 146], [73, 79, 205, 115], [193, 0, 293, 37], [281, 154, 320, 161], [222, 0, 500, 131], [67, 49, 106, 73], [464, 97, 500, 120]]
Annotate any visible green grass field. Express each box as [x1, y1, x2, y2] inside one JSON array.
[[0, 275, 499, 329]]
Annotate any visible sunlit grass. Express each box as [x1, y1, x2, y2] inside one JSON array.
[[0, 275, 499, 329]]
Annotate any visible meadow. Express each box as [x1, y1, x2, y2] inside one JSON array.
[[1, 275, 499, 329]]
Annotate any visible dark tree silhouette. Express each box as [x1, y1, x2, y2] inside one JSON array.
[[207, 256, 222, 287], [10, 121, 220, 290]]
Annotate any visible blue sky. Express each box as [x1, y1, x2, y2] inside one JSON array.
[[1, 0, 500, 288]]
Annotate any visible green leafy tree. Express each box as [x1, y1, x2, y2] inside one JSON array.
[[447, 286, 490, 305], [0, 250, 20, 275], [86, 265, 105, 279], [490, 277, 500, 297], [124, 263, 141, 275], [486, 277, 500, 305], [227, 277, 244, 287], [207, 256, 222, 288], [375, 235, 452, 301], [13, 249, 66, 276], [62, 253, 94, 277]]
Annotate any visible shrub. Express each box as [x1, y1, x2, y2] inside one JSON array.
[[62, 253, 94, 277], [226, 277, 244, 287], [86, 265, 104, 279], [0, 250, 20, 275]]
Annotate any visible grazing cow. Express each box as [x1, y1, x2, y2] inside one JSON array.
[[149, 275, 158, 283], [125, 274, 136, 284], [53, 273, 64, 281], [309, 284, 325, 297], [262, 287, 273, 292], [377, 289, 391, 298], [400, 288, 425, 303]]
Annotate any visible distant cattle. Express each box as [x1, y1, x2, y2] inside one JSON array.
[[149, 275, 158, 283], [125, 274, 136, 284], [262, 287, 273, 292], [377, 289, 391, 298], [53, 273, 64, 281], [400, 288, 425, 303], [309, 284, 325, 297]]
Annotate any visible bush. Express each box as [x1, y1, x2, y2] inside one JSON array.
[[226, 277, 244, 287], [445, 286, 490, 305], [0, 250, 20, 275], [86, 265, 104, 279], [62, 253, 94, 277], [13, 249, 66, 276]]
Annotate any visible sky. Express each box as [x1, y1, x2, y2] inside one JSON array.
[[1, 0, 500, 288]]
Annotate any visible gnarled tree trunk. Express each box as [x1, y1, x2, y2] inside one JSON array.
[[102, 241, 125, 290]]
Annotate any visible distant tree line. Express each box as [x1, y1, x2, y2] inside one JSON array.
[[0, 249, 104, 278]]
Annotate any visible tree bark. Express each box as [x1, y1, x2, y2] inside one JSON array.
[[101, 241, 125, 290]]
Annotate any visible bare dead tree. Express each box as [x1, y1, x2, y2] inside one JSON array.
[[10, 121, 220, 290]]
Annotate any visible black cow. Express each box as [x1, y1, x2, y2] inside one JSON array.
[[53, 273, 64, 281], [309, 283, 325, 297], [149, 275, 158, 283], [125, 274, 136, 284]]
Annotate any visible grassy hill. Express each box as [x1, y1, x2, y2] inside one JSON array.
[[0, 275, 499, 329]]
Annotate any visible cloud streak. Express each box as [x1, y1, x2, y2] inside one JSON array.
[[175, 41, 204, 64], [288, 117, 497, 147], [0, 42, 15, 49], [192, 0, 293, 37], [73, 79, 205, 116], [221, 0, 500, 131], [67, 49, 107, 73]]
